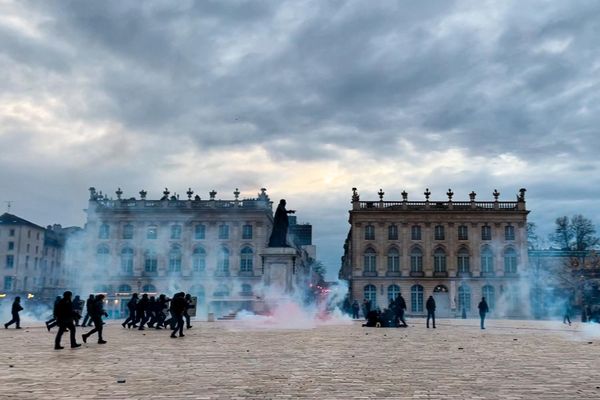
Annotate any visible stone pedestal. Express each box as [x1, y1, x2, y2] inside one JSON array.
[[261, 247, 297, 294]]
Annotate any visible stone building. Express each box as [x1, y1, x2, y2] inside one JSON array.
[[82, 187, 313, 317], [0, 213, 79, 298], [339, 188, 530, 318]]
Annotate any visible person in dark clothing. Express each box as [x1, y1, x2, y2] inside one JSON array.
[[4, 296, 23, 329], [147, 296, 158, 328], [155, 294, 169, 329], [122, 293, 138, 328], [54, 291, 81, 349], [82, 294, 96, 327], [426, 296, 436, 329], [351, 300, 360, 319], [136, 294, 149, 330], [363, 299, 372, 319], [395, 294, 408, 327], [184, 293, 194, 329], [362, 309, 379, 327], [72, 295, 84, 326], [169, 292, 186, 338], [563, 300, 572, 326], [82, 294, 108, 344], [478, 297, 489, 330], [45, 296, 62, 331]]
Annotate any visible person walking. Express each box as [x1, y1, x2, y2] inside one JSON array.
[[45, 296, 62, 331], [169, 292, 186, 338], [136, 293, 149, 330], [4, 296, 23, 329], [122, 293, 138, 328], [426, 295, 436, 329], [54, 291, 81, 349], [82, 294, 108, 344], [396, 294, 408, 327], [563, 299, 572, 326], [82, 294, 95, 327], [478, 297, 489, 330], [184, 293, 194, 329], [72, 295, 84, 326], [351, 300, 360, 319]]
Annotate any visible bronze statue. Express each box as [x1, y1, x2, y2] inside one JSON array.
[[268, 199, 295, 247]]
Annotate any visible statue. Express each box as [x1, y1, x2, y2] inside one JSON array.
[[268, 199, 295, 247]]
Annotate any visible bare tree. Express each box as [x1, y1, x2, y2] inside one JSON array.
[[527, 222, 540, 250], [550, 216, 572, 250], [549, 215, 598, 251]]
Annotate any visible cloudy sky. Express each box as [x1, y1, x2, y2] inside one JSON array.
[[1, 0, 599, 278]]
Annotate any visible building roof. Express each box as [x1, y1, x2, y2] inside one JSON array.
[[0, 213, 45, 230]]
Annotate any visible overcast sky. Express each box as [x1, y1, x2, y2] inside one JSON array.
[[1, 0, 599, 279]]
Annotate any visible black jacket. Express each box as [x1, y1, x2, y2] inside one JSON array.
[[54, 298, 77, 323], [426, 297, 436, 312], [12, 301, 23, 314], [478, 300, 489, 314]]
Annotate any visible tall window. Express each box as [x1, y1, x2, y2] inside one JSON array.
[[505, 225, 515, 241], [504, 248, 518, 274], [458, 285, 471, 312], [364, 284, 377, 308], [434, 225, 445, 240], [194, 224, 206, 240], [169, 245, 182, 272], [147, 226, 158, 240], [9, 229, 15, 237], [218, 224, 229, 240], [192, 247, 206, 272], [411, 285, 424, 312], [364, 225, 375, 240], [432, 248, 446, 272], [482, 285, 495, 310], [4, 276, 13, 290], [171, 224, 182, 240], [388, 225, 398, 240], [457, 248, 470, 273], [458, 225, 468, 240], [411, 225, 422, 240], [144, 249, 158, 273], [240, 247, 254, 272], [123, 224, 134, 240], [387, 248, 400, 272], [481, 225, 492, 240], [410, 247, 423, 272], [96, 246, 109, 268], [99, 224, 110, 239], [217, 247, 230, 275], [481, 247, 494, 273], [242, 224, 253, 239], [364, 248, 376, 273], [6, 255, 14, 269], [120, 248, 134, 274], [387, 284, 400, 303], [8, 242, 14, 251]]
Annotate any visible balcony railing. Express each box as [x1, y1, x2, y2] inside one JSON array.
[[356, 200, 520, 211]]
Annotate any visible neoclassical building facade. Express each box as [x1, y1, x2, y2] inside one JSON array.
[[83, 187, 278, 317], [339, 188, 530, 317]]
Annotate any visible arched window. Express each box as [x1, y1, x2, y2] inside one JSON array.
[[213, 284, 230, 297], [364, 284, 377, 308], [481, 247, 494, 274], [364, 248, 376, 273], [504, 248, 518, 274], [142, 284, 156, 293], [387, 248, 400, 272], [96, 245, 110, 268], [241, 283, 253, 295], [240, 247, 253, 272], [458, 285, 471, 312], [189, 285, 205, 304], [168, 245, 182, 272], [144, 249, 157, 273], [192, 247, 206, 272], [482, 285, 495, 310], [410, 247, 423, 272], [123, 223, 134, 239], [457, 247, 470, 273], [120, 247, 134, 275], [217, 247, 230, 275], [387, 284, 400, 302], [118, 284, 132, 293], [411, 285, 424, 312], [433, 248, 446, 273], [98, 223, 110, 239]]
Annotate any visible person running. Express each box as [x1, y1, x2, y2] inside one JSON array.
[[4, 296, 23, 329], [72, 295, 84, 326], [81, 294, 96, 327], [426, 295, 436, 329], [169, 292, 186, 338], [396, 294, 408, 327], [54, 291, 81, 349], [478, 297, 489, 330], [82, 294, 108, 345], [184, 293, 194, 329], [136, 293, 149, 330], [45, 296, 62, 331], [122, 293, 138, 328]]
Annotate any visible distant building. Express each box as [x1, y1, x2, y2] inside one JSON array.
[[82, 187, 313, 317], [339, 188, 530, 318], [0, 213, 80, 298]]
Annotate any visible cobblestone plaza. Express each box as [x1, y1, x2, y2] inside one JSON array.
[[1, 318, 599, 399]]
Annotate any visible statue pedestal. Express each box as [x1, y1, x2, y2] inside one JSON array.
[[261, 247, 297, 294]]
